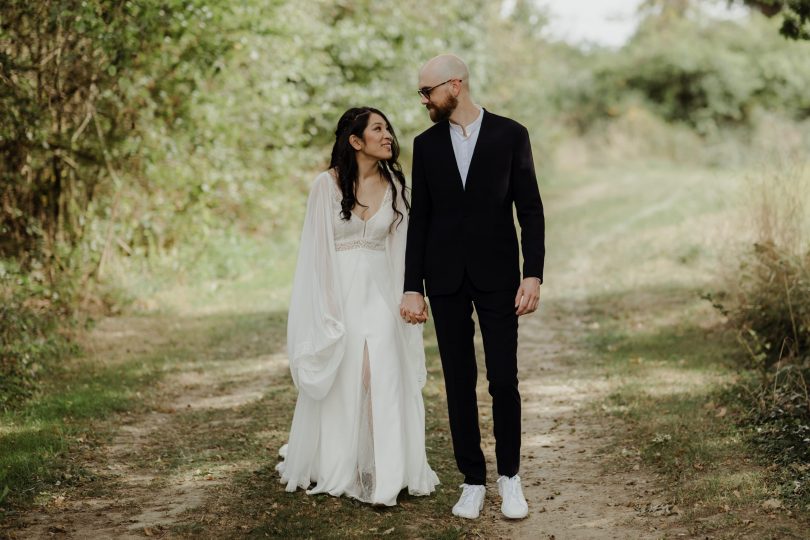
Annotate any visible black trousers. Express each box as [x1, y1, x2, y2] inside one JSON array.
[[429, 273, 521, 485]]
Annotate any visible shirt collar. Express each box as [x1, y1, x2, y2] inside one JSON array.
[[449, 105, 484, 138]]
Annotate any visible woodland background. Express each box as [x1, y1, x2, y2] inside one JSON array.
[[2, 0, 810, 533]]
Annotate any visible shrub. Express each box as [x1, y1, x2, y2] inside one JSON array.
[[731, 242, 810, 369], [565, 12, 810, 133], [0, 261, 76, 411], [712, 161, 810, 503]]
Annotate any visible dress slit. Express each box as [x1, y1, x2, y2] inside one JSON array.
[[355, 339, 376, 502]]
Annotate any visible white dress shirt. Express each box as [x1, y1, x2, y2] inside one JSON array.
[[449, 105, 484, 188]]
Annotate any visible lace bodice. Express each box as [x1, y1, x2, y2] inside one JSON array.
[[331, 181, 394, 252]]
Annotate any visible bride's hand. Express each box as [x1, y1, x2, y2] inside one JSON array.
[[413, 303, 429, 323], [400, 293, 428, 324]]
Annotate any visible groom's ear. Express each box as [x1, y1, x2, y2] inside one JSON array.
[[349, 134, 363, 151]]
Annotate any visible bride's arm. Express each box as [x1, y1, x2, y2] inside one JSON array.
[[286, 173, 346, 400]]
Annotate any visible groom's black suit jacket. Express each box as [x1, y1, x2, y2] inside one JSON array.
[[404, 110, 545, 297]]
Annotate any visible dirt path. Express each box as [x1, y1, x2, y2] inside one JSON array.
[[472, 303, 684, 539], [5, 303, 685, 540], [6, 313, 291, 539]]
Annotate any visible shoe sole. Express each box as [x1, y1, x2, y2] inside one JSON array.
[[452, 510, 480, 519], [453, 499, 485, 519], [501, 506, 528, 519]]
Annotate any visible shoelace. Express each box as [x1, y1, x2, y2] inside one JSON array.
[[457, 484, 483, 506], [500, 475, 523, 499]]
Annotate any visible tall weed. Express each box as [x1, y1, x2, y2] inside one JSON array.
[[714, 161, 810, 504]]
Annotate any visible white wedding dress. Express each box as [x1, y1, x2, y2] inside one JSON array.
[[276, 171, 439, 506]]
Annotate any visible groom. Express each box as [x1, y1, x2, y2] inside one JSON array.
[[400, 54, 545, 520]]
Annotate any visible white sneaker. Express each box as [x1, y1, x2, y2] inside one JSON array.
[[452, 483, 486, 519], [497, 475, 528, 519]]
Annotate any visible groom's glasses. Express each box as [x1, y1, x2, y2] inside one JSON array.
[[417, 79, 459, 99]]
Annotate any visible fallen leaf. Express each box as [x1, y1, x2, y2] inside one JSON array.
[[642, 502, 680, 516], [762, 498, 782, 510]]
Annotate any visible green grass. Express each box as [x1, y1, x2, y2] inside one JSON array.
[[541, 161, 809, 534], [1, 229, 301, 512], [1, 357, 150, 506], [0, 308, 286, 510]]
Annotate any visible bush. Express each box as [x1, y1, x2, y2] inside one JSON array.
[[730, 363, 810, 504], [0, 0, 233, 270], [731, 242, 810, 369], [726, 163, 810, 368], [0, 261, 77, 411], [711, 161, 810, 504], [565, 12, 810, 133]]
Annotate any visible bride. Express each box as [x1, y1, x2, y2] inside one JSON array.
[[276, 107, 439, 506]]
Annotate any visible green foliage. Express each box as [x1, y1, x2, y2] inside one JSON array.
[[709, 163, 810, 504], [739, 366, 810, 504], [729, 242, 810, 369], [716, 241, 810, 493], [0, 0, 502, 408], [781, 0, 810, 39], [87, 0, 501, 281], [4, 0, 810, 411], [0, 260, 76, 411], [0, 0, 232, 269], [745, 0, 810, 39], [715, 164, 810, 370], [4, 0, 810, 294], [567, 12, 810, 132]]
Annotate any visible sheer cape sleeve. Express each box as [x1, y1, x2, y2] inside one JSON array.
[[286, 172, 345, 400], [286, 174, 426, 400]]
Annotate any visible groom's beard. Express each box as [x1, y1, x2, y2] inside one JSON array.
[[428, 95, 458, 123]]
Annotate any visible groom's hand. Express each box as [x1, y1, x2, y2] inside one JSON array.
[[515, 277, 541, 316], [400, 293, 429, 324]]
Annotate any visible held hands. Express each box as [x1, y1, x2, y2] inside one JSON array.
[[400, 293, 429, 324], [515, 277, 541, 316]]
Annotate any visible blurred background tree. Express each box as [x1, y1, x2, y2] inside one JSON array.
[[740, 0, 810, 38], [0, 0, 231, 277]]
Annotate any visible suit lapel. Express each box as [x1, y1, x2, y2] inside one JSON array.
[[463, 110, 490, 195], [433, 121, 464, 196]]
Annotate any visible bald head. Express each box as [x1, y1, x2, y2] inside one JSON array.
[[419, 54, 470, 90], [417, 54, 479, 124]]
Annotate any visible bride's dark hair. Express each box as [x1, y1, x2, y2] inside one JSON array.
[[329, 107, 409, 227]]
